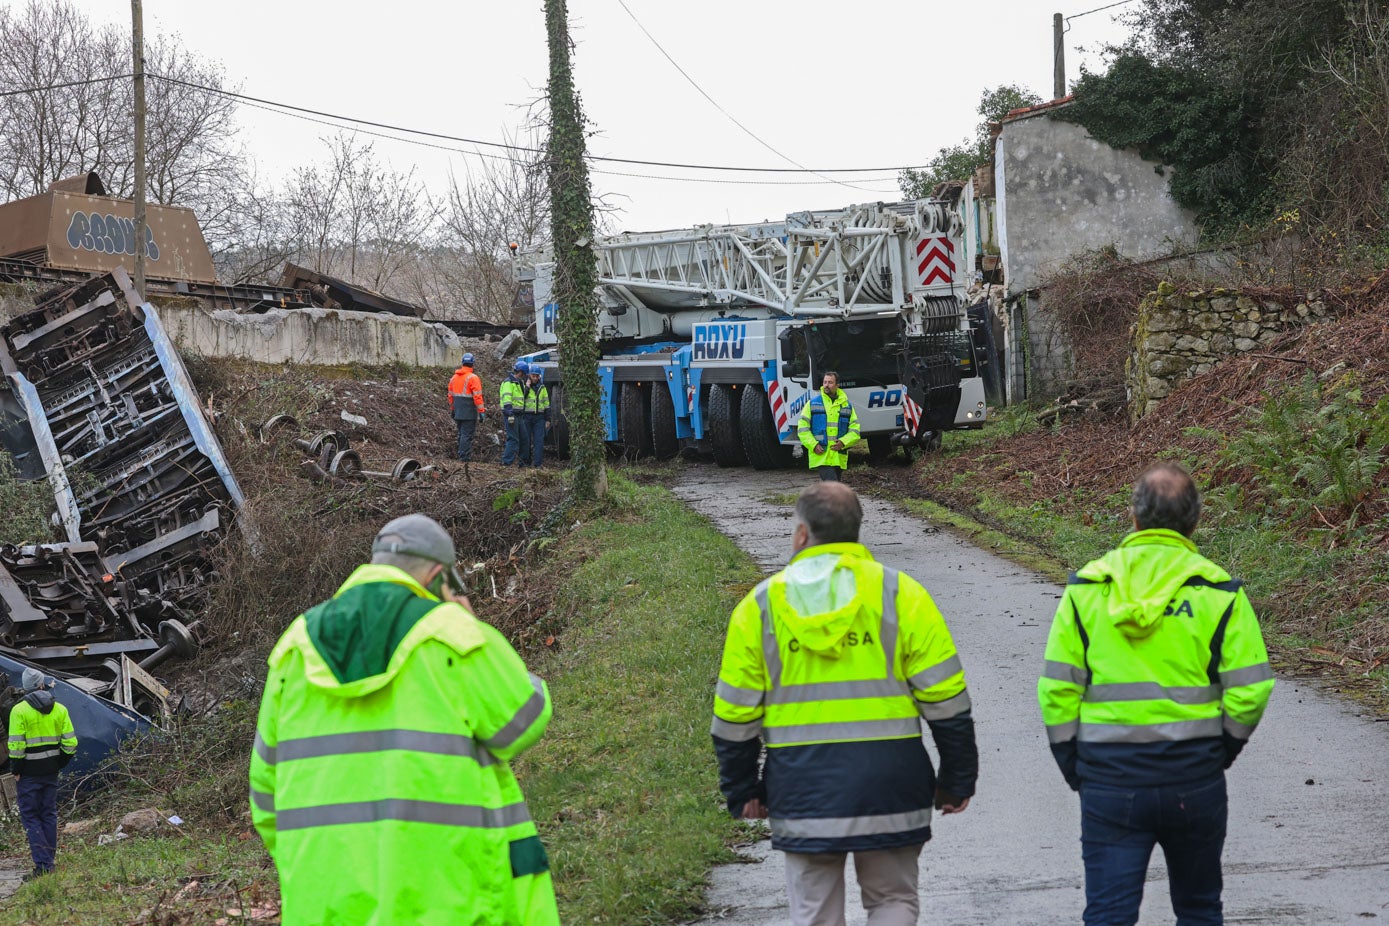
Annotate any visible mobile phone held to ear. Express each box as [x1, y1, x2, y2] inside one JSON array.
[[429, 565, 468, 599]]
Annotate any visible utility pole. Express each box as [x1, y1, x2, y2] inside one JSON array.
[[1053, 12, 1067, 100], [131, 0, 148, 296], [544, 0, 607, 500]]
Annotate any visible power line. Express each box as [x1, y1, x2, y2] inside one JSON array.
[[147, 73, 918, 177], [0, 74, 132, 98], [613, 0, 881, 194], [233, 94, 898, 188], [1066, 0, 1139, 22]]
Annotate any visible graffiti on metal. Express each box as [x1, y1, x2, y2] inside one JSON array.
[[64, 212, 161, 260]]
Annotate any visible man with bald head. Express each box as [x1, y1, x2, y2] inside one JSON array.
[[1039, 463, 1275, 925], [713, 482, 978, 925]]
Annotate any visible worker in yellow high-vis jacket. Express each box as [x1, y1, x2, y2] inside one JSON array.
[[1038, 463, 1274, 926], [251, 514, 557, 926], [713, 482, 978, 925], [9, 668, 77, 881], [797, 371, 860, 481]]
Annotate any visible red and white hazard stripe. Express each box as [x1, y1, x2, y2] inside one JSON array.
[[767, 379, 788, 432], [916, 236, 956, 286], [903, 395, 923, 437]]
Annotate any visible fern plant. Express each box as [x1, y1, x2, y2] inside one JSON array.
[[1204, 373, 1387, 532]]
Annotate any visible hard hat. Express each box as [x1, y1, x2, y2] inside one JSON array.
[[528, 363, 544, 376], [514, 359, 529, 373], [461, 353, 475, 366]]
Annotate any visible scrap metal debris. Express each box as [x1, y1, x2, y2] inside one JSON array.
[[0, 266, 244, 728]]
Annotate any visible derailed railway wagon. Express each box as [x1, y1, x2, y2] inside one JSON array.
[[519, 197, 998, 467]]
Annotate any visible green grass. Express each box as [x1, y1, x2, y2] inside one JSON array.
[[0, 819, 274, 923], [521, 476, 761, 923], [1, 475, 761, 923]]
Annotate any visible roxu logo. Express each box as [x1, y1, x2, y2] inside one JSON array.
[[866, 389, 903, 408], [692, 323, 747, 361], [788, 630, 876, 652], [1163, 599, 1195, 618]]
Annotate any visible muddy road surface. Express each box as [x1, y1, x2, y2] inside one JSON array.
[[672, 467, 1389, 925]]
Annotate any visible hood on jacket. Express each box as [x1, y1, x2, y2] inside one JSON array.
[[769, 543, 875, 656], [23, 688, 55, 714], [1076, 529, 1231, 639]]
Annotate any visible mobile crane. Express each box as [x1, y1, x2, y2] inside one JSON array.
[[518, 196, 991, 468]]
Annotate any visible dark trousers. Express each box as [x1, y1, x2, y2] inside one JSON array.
[[519, 415, 546, 467], [817, 465, 842, 482], [17, 774, 59, 872], [502, 415, 520, 465], [1081, 775, 1228, 926], [456, 417, 477, 461]]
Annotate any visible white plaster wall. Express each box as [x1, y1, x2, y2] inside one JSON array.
[[998, 113, 1198, 294]]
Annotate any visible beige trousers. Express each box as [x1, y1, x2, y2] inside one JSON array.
[[783, 843, 924, 926]]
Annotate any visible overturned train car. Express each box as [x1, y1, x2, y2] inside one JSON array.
[[0, 266, 244, 720]]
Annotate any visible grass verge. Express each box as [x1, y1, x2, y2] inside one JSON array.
[[0, 474, 760, 924], [521, 475, 761, 924]]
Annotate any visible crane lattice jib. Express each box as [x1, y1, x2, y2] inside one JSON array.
[[596, 200, 958, 317]]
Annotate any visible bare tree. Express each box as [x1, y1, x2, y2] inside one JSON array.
[[282, 134, 439, 297], [429, 128, 550, 322], [0, 1, 272, 278]]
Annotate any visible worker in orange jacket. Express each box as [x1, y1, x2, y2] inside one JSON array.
[[447, 353, 487, 461]]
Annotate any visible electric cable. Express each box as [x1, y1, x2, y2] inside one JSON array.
[[613, 0, 882, 193], [147, 72, 921, 177]]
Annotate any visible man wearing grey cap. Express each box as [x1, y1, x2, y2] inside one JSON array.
[[8, 668, 78, 881], [250, 514, 558, 925]]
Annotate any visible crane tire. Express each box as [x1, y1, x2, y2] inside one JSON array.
[[708, 384, 747, 468], [739, 384, 794, 470], [619, 382, 655, 460], [548, 385, 571, 459], [650, 382, 680, 461]]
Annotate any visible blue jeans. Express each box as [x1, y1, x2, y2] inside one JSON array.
[[1081, 775, 1228, 926], [17, 774, 59, 872], [519, 415, 546, 467], [502, 415, 520, 465], [455, 417, 477, 461]]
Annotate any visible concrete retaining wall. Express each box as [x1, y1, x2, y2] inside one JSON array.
[[153, 303, 467, 369]]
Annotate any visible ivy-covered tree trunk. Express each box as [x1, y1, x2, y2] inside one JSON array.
[[544, 0, 606, 500]]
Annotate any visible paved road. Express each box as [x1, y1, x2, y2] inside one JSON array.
[[672, 467, 1389, 925]]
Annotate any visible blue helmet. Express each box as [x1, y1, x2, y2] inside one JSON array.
[[513, 359, 529, 373], [528, 363, 544, 377], [461, 352, 475, 366]]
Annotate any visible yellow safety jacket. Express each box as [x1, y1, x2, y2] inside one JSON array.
[[797, 389, 860, 470], [521, 383, 550, 417], [500, 376, 525, 416], [712, 543, 977, 853], [1038, 529, 1274, 788], [8, 693, 77, 777], [251, 564, 558, 925]]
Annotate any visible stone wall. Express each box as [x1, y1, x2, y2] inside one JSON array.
[[151, 302, 471, 369], [1127, 282, 1328, 418]]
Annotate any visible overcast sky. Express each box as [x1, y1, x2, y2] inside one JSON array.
[[75, 0, 1136, 233]]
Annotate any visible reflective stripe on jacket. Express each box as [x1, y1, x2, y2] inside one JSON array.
[[1037, 529, 1274, 789], [251, 563, 558, 925], [796, 390, 860, 470], [500, 376, 525, 414], [521, 384, 550, 418], [8, 697, 77, 777], [712, 543, 976, 853], [448, 367, 485, 420]]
